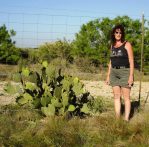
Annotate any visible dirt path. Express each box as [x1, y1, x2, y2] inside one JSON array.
[[0, 81, 149, 105]]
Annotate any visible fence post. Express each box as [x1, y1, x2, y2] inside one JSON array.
[[139, 12, 144, 101]]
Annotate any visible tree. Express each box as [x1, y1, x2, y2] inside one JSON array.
[[37, 39, 73, 62], [72, 16, 149, 69], [0, 24, 20, 64], [72, 19, 110, 66], [144, 21, 149, 74]]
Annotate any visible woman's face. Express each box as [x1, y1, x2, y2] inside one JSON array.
[[114, 28, 122, 41]]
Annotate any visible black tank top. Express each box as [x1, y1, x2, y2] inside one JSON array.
[[110, 42, 129, 67]]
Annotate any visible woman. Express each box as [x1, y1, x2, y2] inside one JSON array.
[[106, 24, 134, 121]]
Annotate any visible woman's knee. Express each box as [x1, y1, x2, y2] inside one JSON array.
[[114, 93, 121, 99], [124, 98, 130, 103]]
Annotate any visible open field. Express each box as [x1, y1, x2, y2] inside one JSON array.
[[0, 78, 149, 146], [0, 90, 149, 146], [0, 64, 149, 146]]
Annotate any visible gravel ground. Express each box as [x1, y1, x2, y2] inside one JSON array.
[[0, 81, 149, 105], [82, 80, 149, 101]]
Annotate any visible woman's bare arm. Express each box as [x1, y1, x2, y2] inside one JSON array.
[[125, 42, 134, 86], [105, 60, 111, 85]]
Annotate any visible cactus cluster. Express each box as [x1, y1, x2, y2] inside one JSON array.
[[12, 61, 94, 117]]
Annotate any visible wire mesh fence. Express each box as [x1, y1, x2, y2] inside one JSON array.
[[0, 11, 96, 48], [0, 7, 149, 110]]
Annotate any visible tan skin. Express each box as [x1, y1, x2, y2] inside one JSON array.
[[106, 29, 134, 121]]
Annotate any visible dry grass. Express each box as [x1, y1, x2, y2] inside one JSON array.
[[0, 103, 149, 146], [0, 63, 149, 146], [0, 64, 18, 81]]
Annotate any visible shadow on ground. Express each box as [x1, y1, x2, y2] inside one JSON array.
[[121, 100, 140, 120]]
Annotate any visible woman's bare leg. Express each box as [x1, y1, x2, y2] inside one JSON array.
[[112, 86, 121, 119], [121, 87, 131, 121]]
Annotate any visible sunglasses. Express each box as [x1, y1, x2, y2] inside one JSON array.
[[115, 31, 122, 35]]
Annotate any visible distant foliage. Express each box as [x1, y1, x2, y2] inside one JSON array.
[[37, 39, 73, 63], [1, 15, 149, 72], [0, 25, 21, 64], [72, 16, 149, 69]]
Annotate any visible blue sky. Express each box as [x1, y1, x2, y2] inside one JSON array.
[[0, 0, 149, 47]]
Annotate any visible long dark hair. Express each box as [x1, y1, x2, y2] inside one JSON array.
[[111, 24, 125, 45]]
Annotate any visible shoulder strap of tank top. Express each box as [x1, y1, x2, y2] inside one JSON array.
[[110, 45, 112, 50], [123, 41, 127, 46], [110, 44, 113, 50]]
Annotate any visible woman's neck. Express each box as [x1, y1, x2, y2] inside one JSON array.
[[115, 40, 122, 44]]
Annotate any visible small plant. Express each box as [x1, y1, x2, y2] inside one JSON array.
[[89, 96, 106, 114], [9, 61, 97, 118]]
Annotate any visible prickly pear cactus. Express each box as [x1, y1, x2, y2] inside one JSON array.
[[14, 61, 94, 117]]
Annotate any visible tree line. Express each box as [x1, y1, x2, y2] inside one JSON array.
[[0, 15, 149, 72]]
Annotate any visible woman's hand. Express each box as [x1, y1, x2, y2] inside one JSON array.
[[128, 75, 134, 87], [105, 76, 110, 85]]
